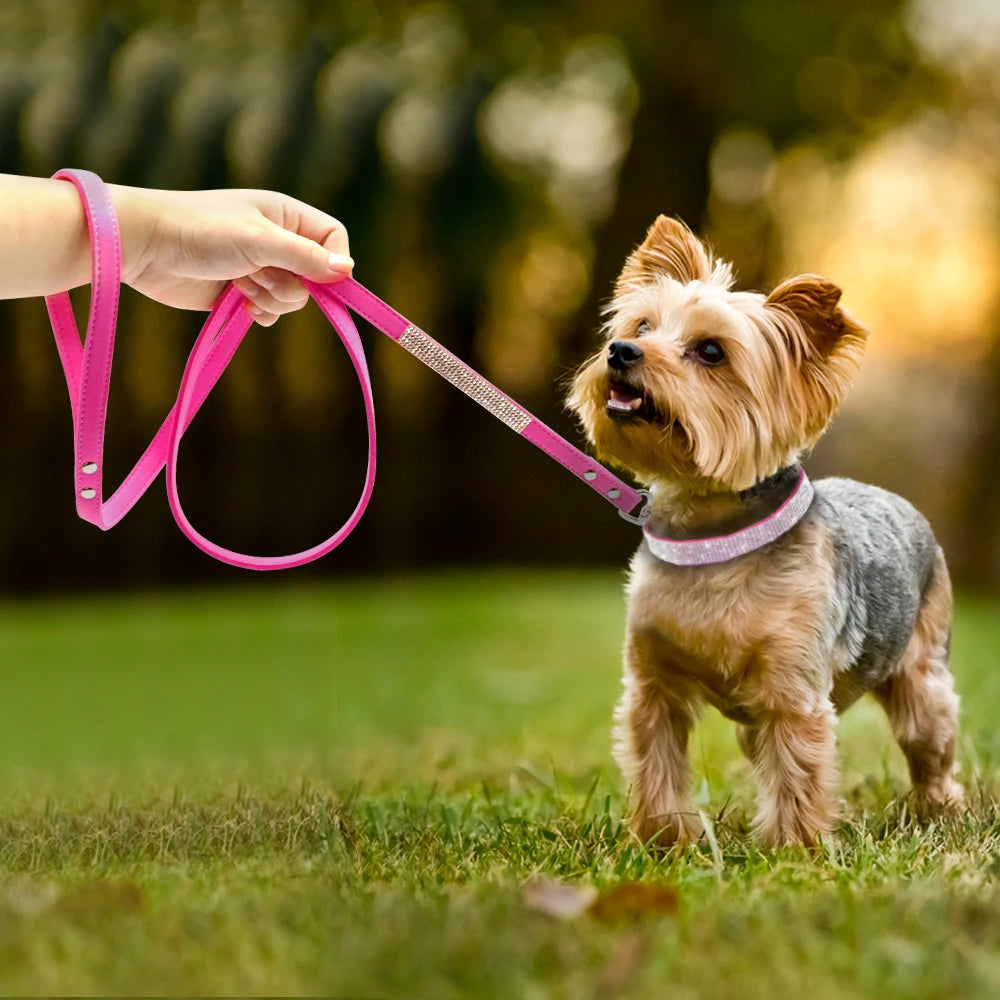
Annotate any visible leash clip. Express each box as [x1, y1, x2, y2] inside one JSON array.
[[618, 489, 652, 526]]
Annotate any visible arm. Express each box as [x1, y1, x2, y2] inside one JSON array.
[[0, 174, 94, 298], [0, 174, 353, 324]]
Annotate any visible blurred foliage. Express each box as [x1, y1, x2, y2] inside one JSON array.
[[1, 0, 993, 591]]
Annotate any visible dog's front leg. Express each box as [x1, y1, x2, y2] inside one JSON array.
[[615, 635, 700, 847], [751, 703, 838, 847]]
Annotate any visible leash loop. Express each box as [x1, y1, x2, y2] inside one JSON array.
[[45, 169, 377, 570]]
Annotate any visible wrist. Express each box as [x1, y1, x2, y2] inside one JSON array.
[[108, 183, 154, 286]]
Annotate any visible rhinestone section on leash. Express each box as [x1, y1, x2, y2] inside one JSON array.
[[398, 324, 532, 434]]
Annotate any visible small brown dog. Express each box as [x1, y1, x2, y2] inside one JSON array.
[[568, 216, 963, 847]]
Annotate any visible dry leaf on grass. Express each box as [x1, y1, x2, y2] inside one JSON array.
[[0, 877, 145, 917], [587, 882, 679, 923], [0, 877, 60, 916], [523, 877, 678, 923], [55, 879, 144, 914], [522, 876, 598, 918]]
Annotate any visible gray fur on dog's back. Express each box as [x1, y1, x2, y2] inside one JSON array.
[[810, 477, 941, 694]]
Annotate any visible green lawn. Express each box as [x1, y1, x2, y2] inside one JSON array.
[[1, 571, 1000, 997]]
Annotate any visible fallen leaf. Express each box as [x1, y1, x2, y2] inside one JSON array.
[[0, 877, 59, 916], [522, 876, 598, 918], [587, 881, 679, 923], [56, 879, 144, 914]]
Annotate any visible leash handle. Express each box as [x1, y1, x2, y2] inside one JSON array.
[[45, 168, 646, 570], [45, 169, 377, 570]]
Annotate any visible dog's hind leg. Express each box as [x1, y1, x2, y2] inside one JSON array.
[[874, 551, 963, 811]]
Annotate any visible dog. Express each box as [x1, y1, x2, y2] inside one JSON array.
[[568, 215, 963, 847]]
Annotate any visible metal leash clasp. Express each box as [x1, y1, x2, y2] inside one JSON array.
[[618, 488, 651, 526]]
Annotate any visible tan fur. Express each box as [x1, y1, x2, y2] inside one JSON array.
[[568, 218, 867, 493], [620, 518, 842, 847], [569, 217, 962, 848], [615, 216, 719, 291]]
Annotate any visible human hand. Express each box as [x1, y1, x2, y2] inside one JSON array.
[[110, 185, 353, 325]]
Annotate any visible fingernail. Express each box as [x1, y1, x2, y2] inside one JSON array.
[[242, 283, 260, 298], [329, 253, 354, 271], [256, 272, 275, 289], [248, 305, 264, 319]]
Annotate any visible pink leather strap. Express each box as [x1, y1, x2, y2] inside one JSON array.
[[45, 169, 376, 570], [45, 169, 646, 571], [328, 278, 649, 521]]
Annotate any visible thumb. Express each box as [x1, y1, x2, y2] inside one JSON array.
[[251, 219, 354, 282]]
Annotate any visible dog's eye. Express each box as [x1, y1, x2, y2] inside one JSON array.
[[636, 320, 650, 336], [694, 339, 725, 366]]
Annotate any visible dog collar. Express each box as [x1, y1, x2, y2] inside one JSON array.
[[642, 468, 814, 566]]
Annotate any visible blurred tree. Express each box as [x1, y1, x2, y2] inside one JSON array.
[[0, 0, 966, 591]]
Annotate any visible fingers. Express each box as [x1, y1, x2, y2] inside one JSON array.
[[231, 192, 356, 322], [252, 222, 354, 284], [234, 268, 311, 326], [272, 195, 351, 260], [252, 197, 353, 283]]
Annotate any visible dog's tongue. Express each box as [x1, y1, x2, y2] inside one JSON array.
[[608, 387, 642, 412]]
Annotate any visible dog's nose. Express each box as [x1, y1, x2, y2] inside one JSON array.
[[608, 340, 644, 371]]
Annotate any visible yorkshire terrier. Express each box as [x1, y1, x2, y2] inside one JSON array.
[[568, 216, 963, 847]]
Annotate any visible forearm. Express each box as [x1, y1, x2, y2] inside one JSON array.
[[0, 174, 156, 299], [0, 174, 96, 298], [0, 173, 351, 314]]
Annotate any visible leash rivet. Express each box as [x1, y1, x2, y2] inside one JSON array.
[[81, 462, 98, 474], [608, 488, 621, 499], [583, 470, 597, 481], [80, 488, 97, 500]]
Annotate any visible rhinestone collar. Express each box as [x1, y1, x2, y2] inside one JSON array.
[[642, 468, 814, 567]]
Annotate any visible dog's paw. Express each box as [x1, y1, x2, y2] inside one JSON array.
[[630, 810, 703, 850], [912, 779, 965, 815]]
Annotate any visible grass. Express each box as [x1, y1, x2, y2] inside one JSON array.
[[1, 570, 1000, 996]]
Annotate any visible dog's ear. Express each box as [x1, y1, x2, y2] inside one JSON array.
[[765, 274, 866, 357], [616, 215, 712, 291], [765, 273, 868, 437]]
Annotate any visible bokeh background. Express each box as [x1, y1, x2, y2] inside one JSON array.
[[0, 0, 998, 593]]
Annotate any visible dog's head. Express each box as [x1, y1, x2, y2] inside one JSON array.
[[567, 216, 868, 491]]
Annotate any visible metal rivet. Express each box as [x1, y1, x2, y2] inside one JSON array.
[[583, 470, 598, 481], [80, 488, 97, 500], [608, 488, 621, 499], [81, 462, 98, 474]]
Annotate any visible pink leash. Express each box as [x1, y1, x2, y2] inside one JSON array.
[[44, 169, 649, 571]]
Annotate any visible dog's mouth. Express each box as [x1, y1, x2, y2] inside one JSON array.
[[604, 378, 689, 446], [606, 379, 657, 422]]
